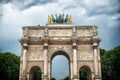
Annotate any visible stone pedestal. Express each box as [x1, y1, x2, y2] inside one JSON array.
[[73, 75, 79, 80], [20, 76, 27, 80], [94, 75, 101, 80], [43, 75, 49, 80]]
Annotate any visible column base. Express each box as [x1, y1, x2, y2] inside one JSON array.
[[20, 76, 27, 80], [43, 75, 49, 80], [73, 75, 79, 80], [94, 75, 101, 80]]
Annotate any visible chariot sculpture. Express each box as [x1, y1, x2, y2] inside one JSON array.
[[48, 13, 72, 24]]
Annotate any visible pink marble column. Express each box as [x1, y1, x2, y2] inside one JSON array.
[[22, 43, 28, 76], [73, 43, 77, 75], [70, 61, 73, 79], [93, 43, 99, 75], [44, 43, 48, 76]]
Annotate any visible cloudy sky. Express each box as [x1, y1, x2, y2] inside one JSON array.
[[0, 0, 120, 79]]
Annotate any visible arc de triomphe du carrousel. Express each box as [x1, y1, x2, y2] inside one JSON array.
[[19, 14, 102, 80]]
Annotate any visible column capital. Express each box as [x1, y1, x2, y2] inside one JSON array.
[[23, 43, 28, 50], [44, 45, 48, 49], [93, 45, 97, 49], [93, 43, 98, 49], [73, 42, 77, 49], [73, 45, 77, 49], [44, 43, 48, 49]]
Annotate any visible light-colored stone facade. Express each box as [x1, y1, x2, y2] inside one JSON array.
[[19, 23, 102, 80]]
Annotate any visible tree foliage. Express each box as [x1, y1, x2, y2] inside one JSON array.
[[100, 46, 120, 80], [51, 77, 56, 80], [33, 67, 42, 80], [63, 76, 69, 80], [79, 68, 87, 80], [0, 52, 20, 80]]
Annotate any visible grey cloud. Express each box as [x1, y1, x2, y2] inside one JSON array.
[[116, 17, 120, 20], [21, 0, 56, 10], [63, 4, 78, 10], [62, 0, 120, 17], [0, 0, 11, 3], [0, 0, 56, 10], [109, 25, 120, 48], [86, 0, 120, 17]]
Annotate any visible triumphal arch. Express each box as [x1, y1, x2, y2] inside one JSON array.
[[19, 14, 102, 80]]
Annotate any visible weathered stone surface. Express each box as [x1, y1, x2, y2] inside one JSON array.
[[19, 24, 102, 80]]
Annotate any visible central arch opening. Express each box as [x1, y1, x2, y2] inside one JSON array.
[[51, 50, 70, 80]]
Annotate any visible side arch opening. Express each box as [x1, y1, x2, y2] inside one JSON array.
[[29, 66, 42, 80], [79, 65, 92, 80]]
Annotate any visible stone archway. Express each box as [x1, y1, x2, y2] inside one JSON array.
[[29, 66, 42, 80], [79, 66, 92, 80], [50, 50, 71, 80], [19, 23, 102, 80]]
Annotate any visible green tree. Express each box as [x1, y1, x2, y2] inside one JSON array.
[[51, 77, 56, 80], [100, 46, 120, 80], [0, 52, 20, 80], [100, 49, 109, 80], [63, 76, 69, 80], [33, 67, 42, 80], [79, 68, 87, 80], [110, 46, 120, 80]]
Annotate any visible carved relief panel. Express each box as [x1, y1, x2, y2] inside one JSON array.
[[78, 51, 93, 60], [76, 29, 93, 36], [28, 29, 44, 37], [27, 45, 43, 60], [77, 45, 93, 60]]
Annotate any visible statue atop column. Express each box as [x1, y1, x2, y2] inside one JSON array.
[[47, 13, 72, 24]]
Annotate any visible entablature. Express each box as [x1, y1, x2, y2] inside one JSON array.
[[20, 36, 100, 45]]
